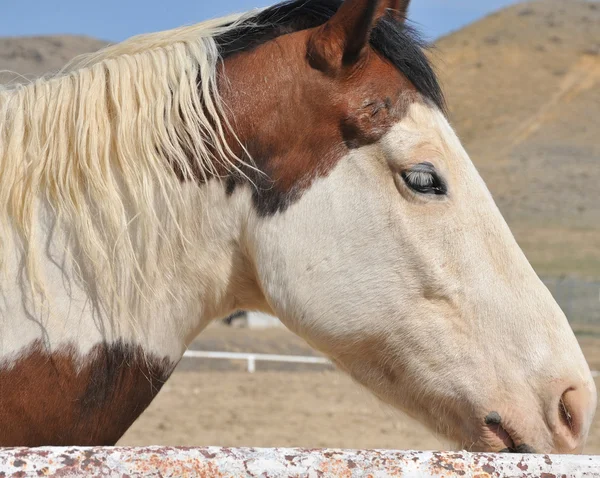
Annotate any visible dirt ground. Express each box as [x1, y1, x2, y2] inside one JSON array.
[[119, 326, 600, 453]]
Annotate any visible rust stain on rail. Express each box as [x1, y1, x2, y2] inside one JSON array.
[[0, 447, 598, 477]]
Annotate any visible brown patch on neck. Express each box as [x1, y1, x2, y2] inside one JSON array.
[[0, 340, 175, 446], [218, 28, 418, 216]]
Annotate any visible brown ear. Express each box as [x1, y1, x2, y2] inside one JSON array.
[[387, 0, 410, 21], [308, 0, 411, 73]]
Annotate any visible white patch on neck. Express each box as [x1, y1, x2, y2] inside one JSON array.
[[0, 181, 252, 367]]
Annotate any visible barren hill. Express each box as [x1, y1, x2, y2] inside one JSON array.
[[433, 0, 600, 277], [0, 35, 107, 83], [1, 0, 599, 277]]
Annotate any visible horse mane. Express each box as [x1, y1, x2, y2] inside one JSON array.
[[0, 11, 256, 323], [0, 0, 443, 325]]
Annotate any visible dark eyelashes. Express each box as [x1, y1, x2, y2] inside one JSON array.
[[401, 162, 447, 196]]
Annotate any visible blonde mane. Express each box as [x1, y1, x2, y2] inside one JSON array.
[[0, 11, 257, 324]]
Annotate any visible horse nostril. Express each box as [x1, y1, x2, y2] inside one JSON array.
[[559, 394, 574, 431], [485, 411, 502, 426], [552, 386, 588, 452], [558, 388, 582, 438]]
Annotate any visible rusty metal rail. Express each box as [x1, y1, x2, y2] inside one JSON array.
[[1, 446, 599, 477]]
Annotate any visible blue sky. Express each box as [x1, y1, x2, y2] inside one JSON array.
[[1, 0, 522, 42]]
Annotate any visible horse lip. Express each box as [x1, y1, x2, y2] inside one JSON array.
[[484, 421, 538, 454], [486, 421, 516, 451]]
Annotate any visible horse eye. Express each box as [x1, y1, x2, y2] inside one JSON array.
[[401, 162, 447, 196]]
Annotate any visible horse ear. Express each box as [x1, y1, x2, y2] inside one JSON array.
[[308, 0, 411, 73], [388, 0, 410, 21], [307, 0, 380, 73]]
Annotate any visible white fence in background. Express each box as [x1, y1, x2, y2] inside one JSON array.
[[183, 350, 600, 376], [183, 350, 330, 373]]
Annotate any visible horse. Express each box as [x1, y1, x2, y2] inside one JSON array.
[[0, 0, 595, 452]]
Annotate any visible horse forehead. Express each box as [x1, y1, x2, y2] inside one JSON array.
[[221, 37, 421, 217], [383, 102, 460, 159]]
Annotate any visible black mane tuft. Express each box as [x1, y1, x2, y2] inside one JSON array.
[[215, 0, 446, 112]]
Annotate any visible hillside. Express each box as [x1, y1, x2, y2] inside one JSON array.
[[0, 0, 598, 278], [433, 0, 600, 277], [0, 35, 107, 83]]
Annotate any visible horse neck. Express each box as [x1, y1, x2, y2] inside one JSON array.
[[170, 180, 266, 344], [0, 167, 264, 447], [0, 178, 256, 366]]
